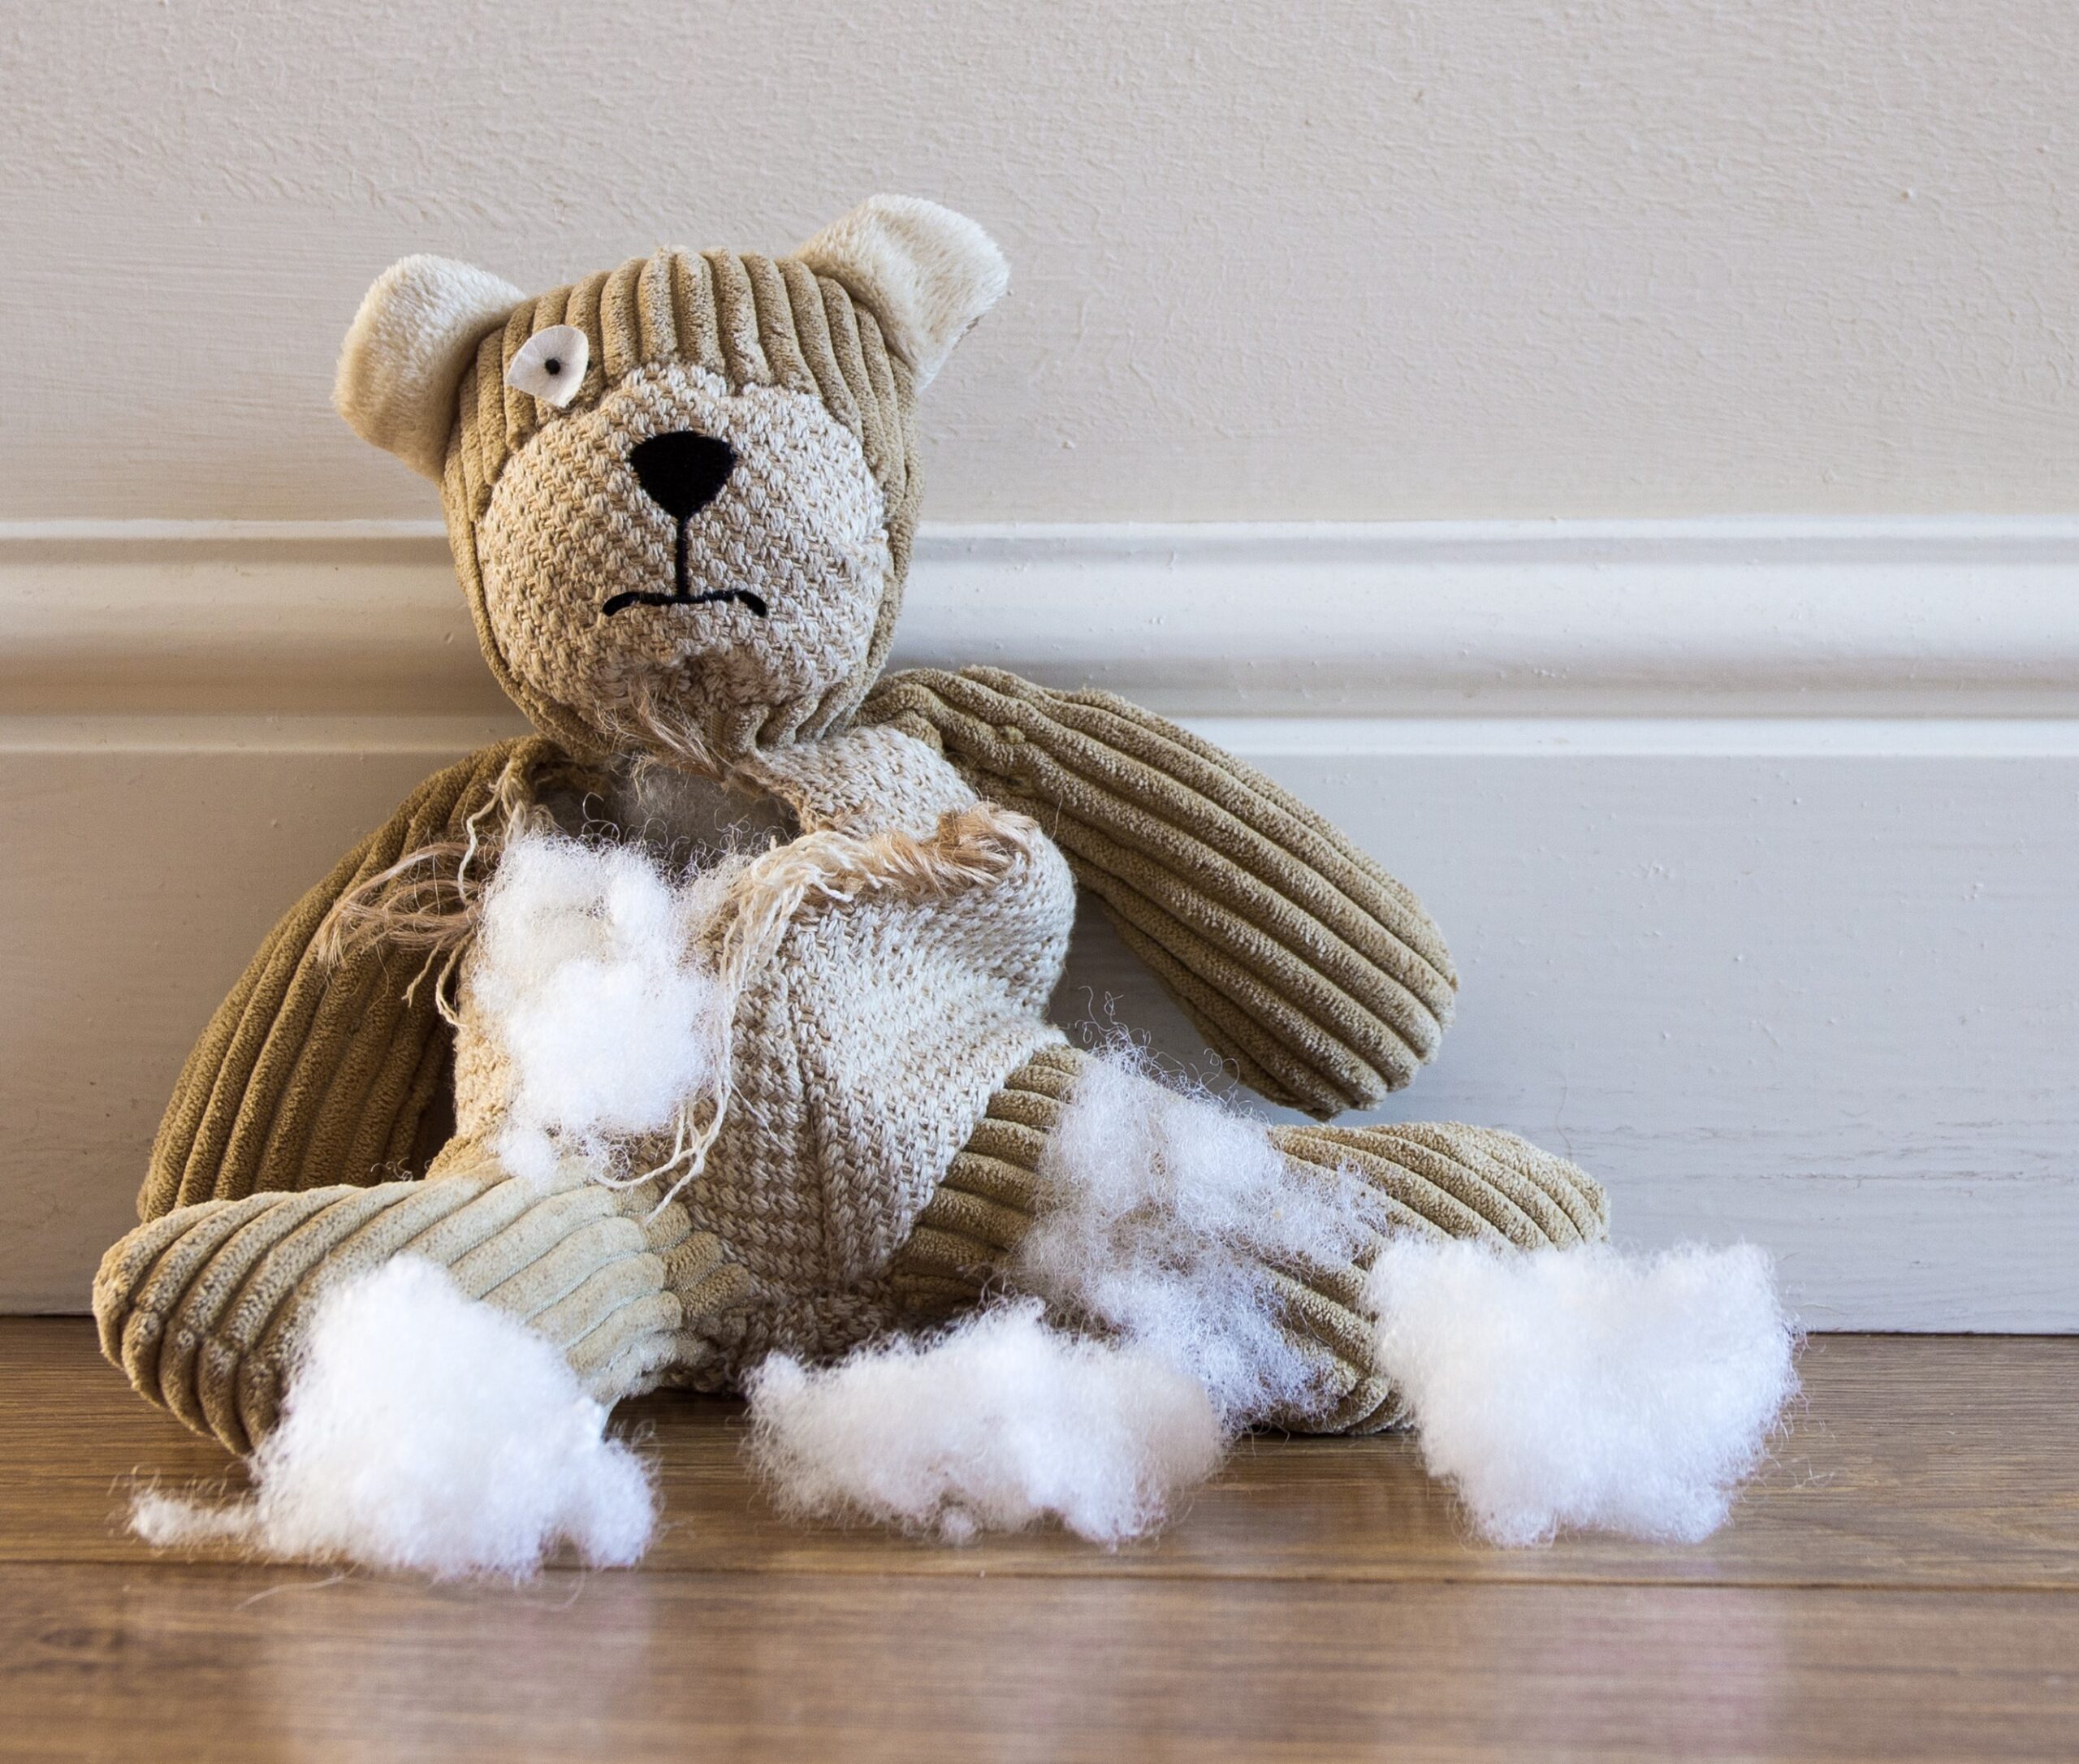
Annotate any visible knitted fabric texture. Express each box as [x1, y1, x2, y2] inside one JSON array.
[[444, 247, 920, 759], [447, 724, 1077, 1388]]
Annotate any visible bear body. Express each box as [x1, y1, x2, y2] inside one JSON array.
[[97, 197, 1609, 1469], [446, 725, 1078, 1384]]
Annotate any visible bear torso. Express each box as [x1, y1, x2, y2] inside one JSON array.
[[449, 724, 1076, 1381]]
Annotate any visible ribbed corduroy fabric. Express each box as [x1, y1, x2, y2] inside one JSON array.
[[443, 249, 919, 759], [862, 668, 1458, 1118], [95, 1142, 748, 1454], [138, 738, 568, 1223], [101, 1041, 1606, 1449]]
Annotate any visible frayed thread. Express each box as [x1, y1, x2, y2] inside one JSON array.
[[315, 749, 548, 968], [465, 805, 1045, 1213]]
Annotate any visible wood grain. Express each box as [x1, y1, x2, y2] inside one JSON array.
[[2, 1322, 2076, 1758], [6, 1567, 2076, 1763], [9, 1325, 2076, 1588]]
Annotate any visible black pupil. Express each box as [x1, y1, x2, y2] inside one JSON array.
[[544, 357, 561, 375]]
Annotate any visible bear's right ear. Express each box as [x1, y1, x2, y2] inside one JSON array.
[[792, 197, 1008, 391], [335, 256, 525, 479]]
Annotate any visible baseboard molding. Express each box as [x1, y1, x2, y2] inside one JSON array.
[[3, 520, 2076, 1328], [6, 516, 2079, 716]]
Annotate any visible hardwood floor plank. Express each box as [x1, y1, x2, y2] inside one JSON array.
[[3, 1565, 2075, 1762], [6, 1322, 2075, 1589]]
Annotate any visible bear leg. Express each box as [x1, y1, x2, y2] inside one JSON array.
[[93, 1140, 746, 1455], [888, 1044, 1609, 1434]]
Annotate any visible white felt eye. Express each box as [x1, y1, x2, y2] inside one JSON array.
[[506, 324, 589, 407]]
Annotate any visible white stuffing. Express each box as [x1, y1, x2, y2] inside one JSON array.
[[745, 1052, 1371, 1542], [468, 828, 737, 1185], [1015, 1050, 1375, 1425], [746, 1299, 1223, 1545], [744, 1050, 1798, 1552], [129, 1258, 656, 1578], [1365, 1237, 1800, 1546]]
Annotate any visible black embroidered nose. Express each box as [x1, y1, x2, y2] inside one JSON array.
[[629, 431, 737, 522]]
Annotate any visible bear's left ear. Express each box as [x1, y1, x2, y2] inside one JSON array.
[[335, 255, 525, 478], [792, 196, 1008, 390]]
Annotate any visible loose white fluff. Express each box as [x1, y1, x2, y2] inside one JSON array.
[[745, 1052, 1797, 1550], [1017, 1050, 1375, 1425], [469, 828, 736, 1186], [745, 1053, 1368, 1541], [335, 253, 524, 478], [130, 1258, 656, 1578], [746, 1299, 1222, 1545], [1366, 1238, 1800, 1546]]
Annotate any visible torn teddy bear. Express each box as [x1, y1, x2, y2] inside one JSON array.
[[95, 196, 1797, 1576]]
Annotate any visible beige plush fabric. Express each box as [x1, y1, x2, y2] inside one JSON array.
[[792, 195, 1009, 390], [473, 361, 897, 759], [335, 256, 527, 478], [443, 245, 924, 759]]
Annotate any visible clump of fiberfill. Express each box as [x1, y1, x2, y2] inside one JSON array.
[[465, 828, 739, 1186], [746, 1051, 1800, 1551], [1014, 1048, 1377, 1426], [1365, 1237, 1800, 1546], [129, 1258, 657, 1578], [746, 1299, 1223, 1545], [745, 1050, 1375, 1542]]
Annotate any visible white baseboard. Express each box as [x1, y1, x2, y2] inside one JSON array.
[[3, 521, 2075, 1328], [9, 516, 2079, 717]]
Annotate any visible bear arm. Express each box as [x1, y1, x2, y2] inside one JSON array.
[[136, 736, 568, 1223], [858, 667, 1458, 1118]]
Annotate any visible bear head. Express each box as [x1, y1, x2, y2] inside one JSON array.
[[334, 196, 1006, 759]]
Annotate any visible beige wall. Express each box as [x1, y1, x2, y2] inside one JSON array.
[[4, 0, 2074, 523]]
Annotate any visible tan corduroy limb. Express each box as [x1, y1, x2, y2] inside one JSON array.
[[887, 1045, 1608, 1435], [95, 1144, 749, 1454], [138, 737, 569, 1224], [860, 668, 1459, 1118]]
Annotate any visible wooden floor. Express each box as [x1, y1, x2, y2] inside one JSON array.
[[2, 1324, 2075, 1762]]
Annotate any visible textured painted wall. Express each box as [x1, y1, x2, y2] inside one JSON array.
[[4, 0, 2074, 520]]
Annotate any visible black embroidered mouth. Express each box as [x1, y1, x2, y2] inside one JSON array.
[[603, 585, 768, 618], [602, 517, 769, 619]]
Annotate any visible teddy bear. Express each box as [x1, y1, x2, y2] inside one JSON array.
[[95, 198, 1792, 1566]]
